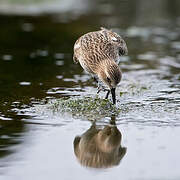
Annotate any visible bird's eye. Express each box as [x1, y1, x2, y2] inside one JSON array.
[[107, 77, 111, 82]]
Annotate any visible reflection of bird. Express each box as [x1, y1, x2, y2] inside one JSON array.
[[73, 117, 126, 168], [73, 27, 128, 104]]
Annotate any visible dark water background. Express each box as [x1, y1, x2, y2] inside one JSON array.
[[0, 0, 180, 179]]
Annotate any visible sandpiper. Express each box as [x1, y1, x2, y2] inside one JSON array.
[[73, 27, 128, 104]]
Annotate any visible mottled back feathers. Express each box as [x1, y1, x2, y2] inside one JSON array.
[[73, 27, 128, 74]]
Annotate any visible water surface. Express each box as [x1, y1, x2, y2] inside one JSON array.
[[0, 0, 180, 179]]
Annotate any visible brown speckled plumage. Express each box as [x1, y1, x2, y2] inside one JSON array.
[[73, 27, 128, 104]]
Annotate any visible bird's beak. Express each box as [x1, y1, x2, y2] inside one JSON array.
[[111, 88, 116, 105]]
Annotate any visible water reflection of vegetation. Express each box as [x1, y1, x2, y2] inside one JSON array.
[[74, 116, 126, 168]]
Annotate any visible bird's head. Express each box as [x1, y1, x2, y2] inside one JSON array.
[[97, 60, 122, 104], [98, 60, 122, 89]]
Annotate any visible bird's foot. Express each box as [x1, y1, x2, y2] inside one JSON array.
[[93, 76, 98, 83], [97, 86, 103, 94], [105, 90, 110, 99], [97, 85, 108, 94]]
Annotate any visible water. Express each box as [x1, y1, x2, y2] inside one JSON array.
[[0, 0, 180, 179]]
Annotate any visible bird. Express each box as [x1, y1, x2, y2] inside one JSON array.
[[73, 27, 128, 104]]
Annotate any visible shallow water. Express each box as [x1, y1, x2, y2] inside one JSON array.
[[0, 0, 180, 179]]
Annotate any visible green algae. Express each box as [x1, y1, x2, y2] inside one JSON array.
[[119, 82, 149, 97], [48, 96, 121, 119]]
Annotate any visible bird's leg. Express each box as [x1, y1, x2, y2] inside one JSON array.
[[93, 76, 98, 83], [105, 90, 110, 99], [97, 84, 103, 94], [92, 76, 102, 94], [96, 79, 109, 95], [111, 88, 116, 104], [109, 115, 116, 125], [97, 80, 105, 94]]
